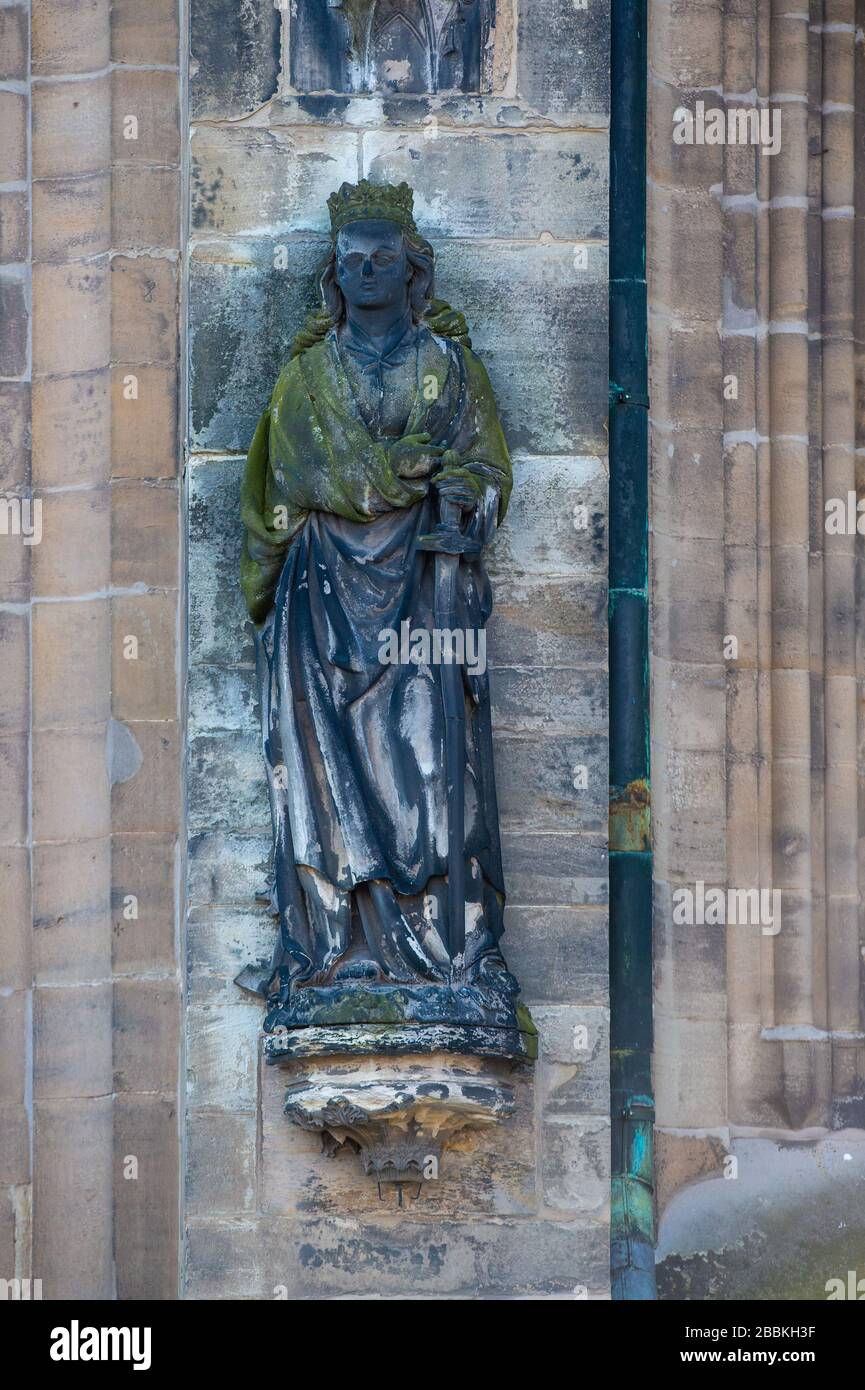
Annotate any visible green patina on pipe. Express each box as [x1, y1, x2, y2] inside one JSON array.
[[609, 0, 656, 1299]]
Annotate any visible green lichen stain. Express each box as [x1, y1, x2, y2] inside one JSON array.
[[658, 1228, 865, 1302]]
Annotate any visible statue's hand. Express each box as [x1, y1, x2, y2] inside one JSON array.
[[432, 453, 483, 514], [433, 473, 477, 513], [388, 432, 448, 479]]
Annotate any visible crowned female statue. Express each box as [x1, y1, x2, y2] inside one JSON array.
[[239, 180, 534, 1059]]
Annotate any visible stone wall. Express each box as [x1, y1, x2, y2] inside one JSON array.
[[185, 0, 613, 1298], [0, 0, 182, 1300], [649, 0, 865, 1297]]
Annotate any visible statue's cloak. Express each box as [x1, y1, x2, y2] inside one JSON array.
[[239, 326, 517, 1011]]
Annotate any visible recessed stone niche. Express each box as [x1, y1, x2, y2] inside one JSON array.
[[290, 0, 497, 95]]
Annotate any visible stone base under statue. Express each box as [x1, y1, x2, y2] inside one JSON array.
[[274, 1048, 525, 1187], [262, 976, 534, 1041], [259, 977, 537, 1185], [264, 1015, 536, 1062]]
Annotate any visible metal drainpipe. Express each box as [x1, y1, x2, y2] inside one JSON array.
[[608, 0, 656, 1299]]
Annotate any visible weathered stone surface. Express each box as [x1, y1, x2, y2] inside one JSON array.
[[487, 576, 607, 667], [186, 1111, 257, 1216], [0, 381, 30, 491], [33, 983, 113, 1100], [32, 726, 109, 843], [110, 364, 177, 479], [31, 0, 110, 76], [187, 905, 277, 983], [111, 69, 181, 165], [652, 747, 726, 883], [112, 0, 179, 64], [654, 1128, 729, 1218], [32, 838, 112, 986], [186, 1213, 610, 1298], [188, 456, 251, 666], [542, 1115, 611, 1213], [110, 719, 180, 835], [188, 830, 272, 907], [0, 734, 28, 845], [112, 592, 178, 721], [112, 834, 177, 975], [112, 166, 179, 252], [188, 730, 268, 833], [33, 599, 110, 729], [31, 77, 110, 180], [0, 6, 27, 81], [0, 277, 28, 377], [114, 979, 181, 1094], [0, 518, 29, 603], [186, 998, 260, 1112], [191, 126, 359, 237], [651, 532, 724, 665], [190, 0, 281, 118], [260, 1055, 536, 1220], [114, 1094, 179, 1300], [363, 129, 608, 240], [533, 1004, 611, 1117], [31, 486, 110, 597], [490, 666, 607, 735], [189, 663, 257, 737], [189, 239, 325, 449], [517, 0, 610, 119], [32, 369, 109, 488], [0, 610, 28, 735], [0, 189, 28, 264], [653, 878, 727, 1023], [111, 256, 178, 365], [189, 241, 608, 455], [656, 1136, 865, 1301], [437, 241, 608, 454], [500, 831, 607, 907], [111, 479, 179, 589], [654, 1013, 728, 1129], [494, 732, 607, 833], [0, 1102, 29, 1185], [503, 906, 607, 1004], [0, 990, 26, 1105], [0, 847, 30, 992], [488, 455, 607, 576], [0, 91, 27, 182], [33, 1097, 113, 1299], [32, 173, 110, 262], [32, 260, 110, 377]]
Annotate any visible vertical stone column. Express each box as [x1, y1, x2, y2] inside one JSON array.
[[0, 0, 183, 1300], [29, 0, 114, 1300], [651, 0, 865, 1237], [649, 0, 729, 1150], [0, 0, 33, 1293], [108, 0, 182, 1300]]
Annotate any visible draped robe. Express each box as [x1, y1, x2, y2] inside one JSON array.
[[239, 320, 522, 1031]]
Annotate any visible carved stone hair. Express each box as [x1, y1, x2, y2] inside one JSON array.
[[319, 225, 436, 326]]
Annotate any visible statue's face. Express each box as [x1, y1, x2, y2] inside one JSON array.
[[335, 219, 410, 315]]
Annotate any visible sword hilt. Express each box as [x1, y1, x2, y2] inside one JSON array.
[[417, 493, 481, 557]]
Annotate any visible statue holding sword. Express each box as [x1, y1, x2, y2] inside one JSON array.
[[238, 180, 534, 1058]]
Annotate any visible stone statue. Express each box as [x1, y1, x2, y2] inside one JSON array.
[[238, 181, 535, 1098]]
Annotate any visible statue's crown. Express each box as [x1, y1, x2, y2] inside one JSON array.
[[327, 180, 417, 238]]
